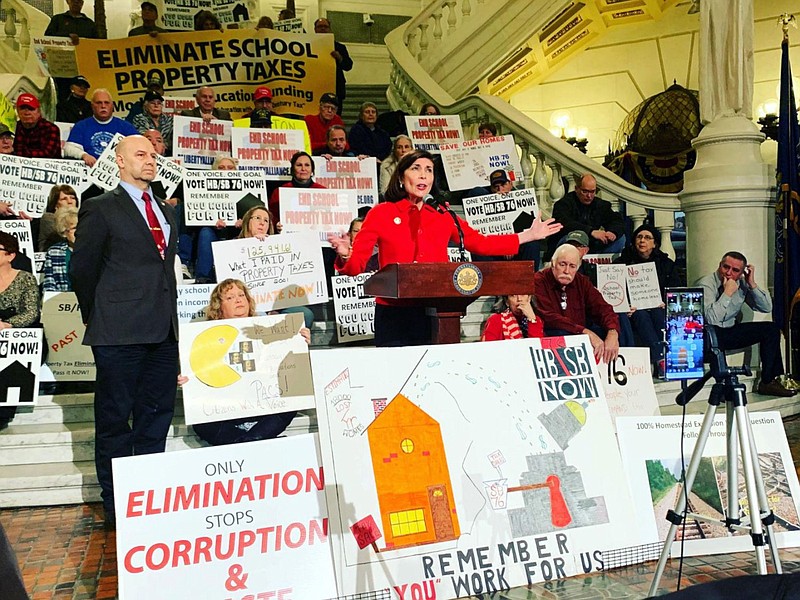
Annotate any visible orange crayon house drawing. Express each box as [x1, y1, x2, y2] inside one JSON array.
[[367, 394, 460, 550]]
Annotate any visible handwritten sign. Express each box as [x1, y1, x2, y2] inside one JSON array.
[[172, 115, 232, 169], [88, 133, 183, 197], [179, 312, 313, 425], [599, 348, 659, 430], [231, 128, 305, 179], [212, 232, 327, 311], [40, 292, 95, 381], [462, 188, 539, 235], [405, 115, 464, 153], [332, 273, 375, 343], [312, 157, 378, 207], [596, 264, 630, 313], [280, 188, 358, 245], [350, 515, 382, 549], [440, 135, 522, 191], [625, 263, 662, 310], [183, 170, 266, 226], [0, 155, 89, 217]]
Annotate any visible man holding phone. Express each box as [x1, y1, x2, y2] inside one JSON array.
[[696, 251, 796, 397]]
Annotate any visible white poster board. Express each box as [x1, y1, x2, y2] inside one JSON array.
[[212, 233, 327, 312], [0, 156, 89, 217], [331, 272, 375, 343], [312, 157, 378, 207], [462, 188, 539, 235], [440, 135, 523, 191], [183, 170, 266, 226], [163, 96, 196, 116], [172, 115, 232, 168], [40, 292, 95, 382], [405, 115, 465, 153], [598, 348, 659, 429], [279, 188, 358, 245], [274, 17, 303, 32], [113, 433, 337, 600], [179, 312, 313, 425], [0, 328, 43, 405], [0, 220, 34, 265], [625, 263, 663, 310], [596, 264, 630, 313], [32, 36, 77, 77], [617, 412, 800, 557], [312, 336, 642, 598], [160, 0, 255, 30], [176, 284, 214, 324], [231, 128, 305, 179], [88, 133, 183, 198]]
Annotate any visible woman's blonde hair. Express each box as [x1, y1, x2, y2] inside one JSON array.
[[238, 206, 274, 238], [206, 279, 256, 320], [54, 206, 79, 237]]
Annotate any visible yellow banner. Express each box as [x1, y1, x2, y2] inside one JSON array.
[[74, 29, 335, 119]]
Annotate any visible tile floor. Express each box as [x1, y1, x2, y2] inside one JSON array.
[[3, 416, 800, 599]]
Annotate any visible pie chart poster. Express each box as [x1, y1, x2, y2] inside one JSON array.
[[179, 313, 313, 425], [113, 433, 337, 599]]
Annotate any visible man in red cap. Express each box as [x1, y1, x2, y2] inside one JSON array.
[[253, 86, 273, 113], [13, 93, 61, 158]]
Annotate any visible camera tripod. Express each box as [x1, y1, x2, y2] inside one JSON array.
[[648, 339, 782, 596]]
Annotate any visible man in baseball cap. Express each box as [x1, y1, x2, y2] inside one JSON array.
[[0, 124, 14, 156], [305, 92, 344, 154], [489, 169, 513, 194], [57, 75, 92, 123], [14, 93, 61, 158]]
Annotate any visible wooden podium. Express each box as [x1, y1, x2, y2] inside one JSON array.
[[363, 262, 536, 344]]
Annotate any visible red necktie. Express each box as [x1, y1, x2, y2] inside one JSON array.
[[142, 191, 166, 259]]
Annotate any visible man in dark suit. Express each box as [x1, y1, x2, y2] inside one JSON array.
[[180, 86, 232, 121], [70, 135, 179, 526]]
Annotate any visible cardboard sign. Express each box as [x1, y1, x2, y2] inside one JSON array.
[[312, 157, 378, 207], [280, 188, 358, 245], [0, 155, 90, 218], [88, 133, 183, 197], [179, 312, 313, 425], [463, 188, 539, 235], [312, 335, 641, 598], [405, 115, 464, 153], [113, 433, 337, 599], [617, 412, 800, 557], [596, 264, 630, 313], [331, 273, 375, 343], [172, 116, 232, 169], [598, 348, 659, 429], [440, 135, 523, 191], [231, 128, 305, 179], [0, 328, 43, 405], [183, 170, 266, 226], [40, 292, 95, 382], [212, 232, 327, 312], [176, 284, 214, 323]]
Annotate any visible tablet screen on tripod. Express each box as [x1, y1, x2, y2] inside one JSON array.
[[664, 287, 704, 380]]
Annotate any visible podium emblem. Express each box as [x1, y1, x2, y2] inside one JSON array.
[[452, 263, 483, 295]]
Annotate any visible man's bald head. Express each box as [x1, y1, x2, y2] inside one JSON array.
[[116, 135, 157, 190]]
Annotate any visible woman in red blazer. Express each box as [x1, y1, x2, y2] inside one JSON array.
[[329, 149, 561, 346]]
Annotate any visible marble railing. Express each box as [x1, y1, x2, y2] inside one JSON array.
[[386, 0, 681, 258]]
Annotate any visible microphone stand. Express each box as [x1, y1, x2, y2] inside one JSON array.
[[425, 195, 467, 261]]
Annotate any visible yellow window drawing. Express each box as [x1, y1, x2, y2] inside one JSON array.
[[389, 508, 427, 537], [401, 438, 414, 453]]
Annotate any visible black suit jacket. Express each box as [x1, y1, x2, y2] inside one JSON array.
[[70, 185, 178, 346]]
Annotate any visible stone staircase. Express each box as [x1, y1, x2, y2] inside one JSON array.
[[341, 84, 391, 125], [2, 297, 798, 508]]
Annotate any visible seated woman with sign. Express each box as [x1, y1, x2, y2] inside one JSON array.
[[0, 231, 41, 428], [328, 149, 562, 347], [481, 295, 544, 341], [188, 279, 309, 445], [267, 151, 326, 228], [42, 207, 79, 292], [39, 185, 79, 252], [613, 224, 681, 369], [238, 206, 314, 329]]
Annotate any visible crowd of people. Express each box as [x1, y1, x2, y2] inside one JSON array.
[[0, 3, 796, 538]]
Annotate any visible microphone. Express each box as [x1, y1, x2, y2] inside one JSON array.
[[425, 194, 466, 261]]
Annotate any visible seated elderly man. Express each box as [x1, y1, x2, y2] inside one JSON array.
[[533, 243, 621, 362]]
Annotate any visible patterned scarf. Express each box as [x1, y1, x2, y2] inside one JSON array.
[[500, 309, 528, 339]]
